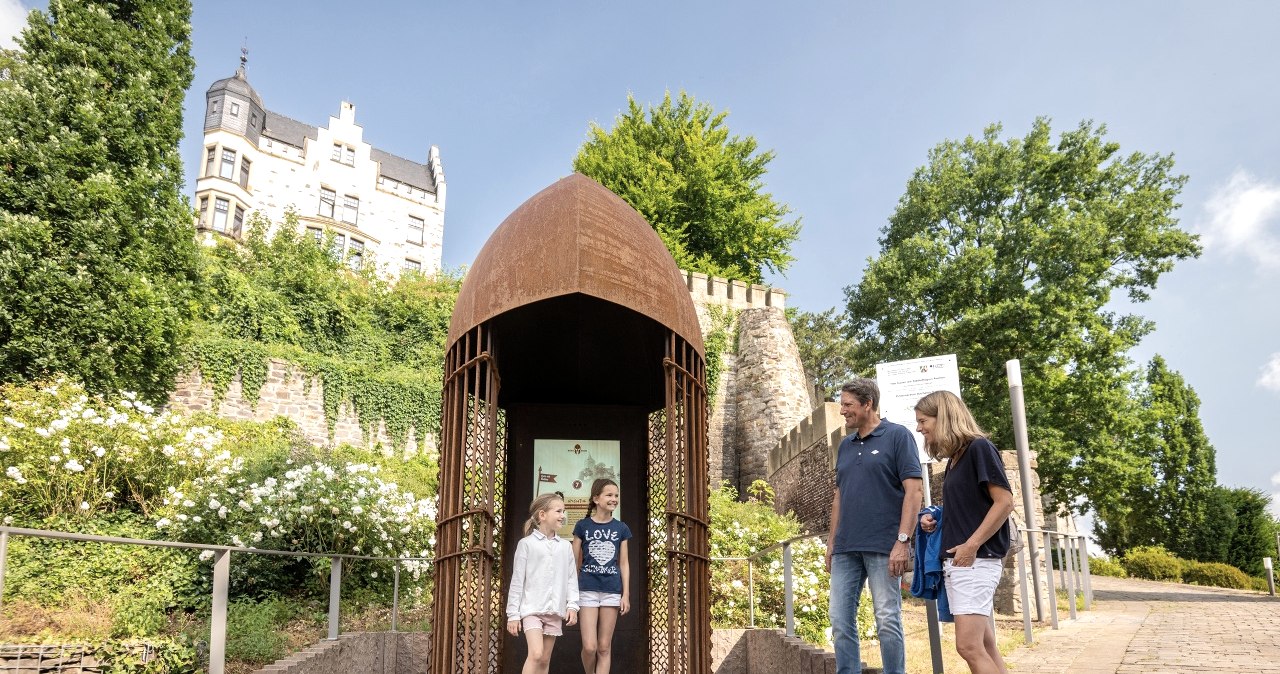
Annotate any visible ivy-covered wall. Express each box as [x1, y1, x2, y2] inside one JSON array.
[[170, 356, 435, 453]]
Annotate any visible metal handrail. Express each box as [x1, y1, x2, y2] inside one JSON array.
[[1013, 526, 1094, 645], [710, 531, 827, 633], [0, 525, 431, 674]]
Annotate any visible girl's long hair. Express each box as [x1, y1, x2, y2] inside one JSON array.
[[524, 493, 564, 536], [586, 478, 618, 517], [914, 390, 988, 460]]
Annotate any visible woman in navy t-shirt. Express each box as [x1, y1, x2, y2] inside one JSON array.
[[915, 390, 1014, 674], [572, 478, 631, 674]]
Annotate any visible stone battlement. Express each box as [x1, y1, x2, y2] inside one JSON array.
[[768, 402, 846, 476], [684, 270, 786, 310]]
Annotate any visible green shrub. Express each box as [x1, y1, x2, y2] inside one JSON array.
[[1120, 545, 1183, 582], [1183, 562, 1251, 589], [224, 598, 294, 664], [1, 512, 203, 638], [1087, 555, 1126, 578], [1251, 576, 1273, 593]]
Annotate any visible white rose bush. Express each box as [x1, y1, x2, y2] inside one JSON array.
[[709, 480, 835, 647], [156, 454, 436, 597], [0, 379, 219, 522]]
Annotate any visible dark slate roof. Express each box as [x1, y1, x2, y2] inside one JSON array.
[[207, 69, 263, 107], [261, 108, 436, 194], [262, 110, 317, 149], [371, 148, 436, 194]]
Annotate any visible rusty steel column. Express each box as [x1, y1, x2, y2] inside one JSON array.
[[649, 333, 710, 674], [431, 325, 504, 674]]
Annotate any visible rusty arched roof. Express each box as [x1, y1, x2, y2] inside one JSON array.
[[447, 173, 704, 354]]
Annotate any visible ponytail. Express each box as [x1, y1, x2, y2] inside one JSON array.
[[524, 493, 563, 536]]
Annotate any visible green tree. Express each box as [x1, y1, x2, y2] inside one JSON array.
[[1140, 356, 1218, 558], [0, 0, 199, 402], [844, 119, 1200, 518], [573, 92, 800, 283], [1221, 487, 1276, 576], [1095, 356, 1218, 557], [786, 307, 858, 402]]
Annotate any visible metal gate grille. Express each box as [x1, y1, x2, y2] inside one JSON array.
[[647, 333, 711, 674], [430, 325, 506, 674]]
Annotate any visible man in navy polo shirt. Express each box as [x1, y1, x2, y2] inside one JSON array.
[[824, 378, 923, 674]]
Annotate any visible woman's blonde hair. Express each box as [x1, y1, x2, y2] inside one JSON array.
[[914, 390, 988, 460], [523, 493, 564, 536]]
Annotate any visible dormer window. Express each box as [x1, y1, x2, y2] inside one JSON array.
[[210, 100, 220, 115], [230, 102, 240, 116], [332, 143, 355, 166]]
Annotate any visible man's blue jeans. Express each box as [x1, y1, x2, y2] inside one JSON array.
[[829, 551, 906, 674]]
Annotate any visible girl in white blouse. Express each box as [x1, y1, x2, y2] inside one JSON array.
[[506, 493, 580, 674]]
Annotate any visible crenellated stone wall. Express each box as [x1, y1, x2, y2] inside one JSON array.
[[168, 359, 430, 452], [687, 271, 809, 496]]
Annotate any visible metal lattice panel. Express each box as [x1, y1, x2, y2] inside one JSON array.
[[431, 326, 504, 674]]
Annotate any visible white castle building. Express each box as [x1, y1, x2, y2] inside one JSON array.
[[193, 59, 445, 277]]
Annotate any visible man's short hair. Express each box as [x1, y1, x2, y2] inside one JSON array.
[[840, 378, 879, 411]]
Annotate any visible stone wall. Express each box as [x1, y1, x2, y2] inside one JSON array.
[[169, 359, 428, 452], [732, 308, 811, 490], [712, 629, 851, 674], [768, 402, 845, 533], [707, 351, 740, 488], [688, 270, 808, 496], [251, 632, 430, 674]]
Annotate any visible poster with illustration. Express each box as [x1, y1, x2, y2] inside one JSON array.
[[533, 439, 620, 538]]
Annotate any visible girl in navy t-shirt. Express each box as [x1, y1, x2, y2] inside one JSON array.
[[572, 478, 631, 674]]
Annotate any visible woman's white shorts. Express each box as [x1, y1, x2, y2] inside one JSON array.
[[943, 558, 1003, 616]]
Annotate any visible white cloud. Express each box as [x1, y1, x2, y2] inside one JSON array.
[[1259, 353, 1280, 392], [1200, 169, 1280, 271], [0, 0, 28, 50]]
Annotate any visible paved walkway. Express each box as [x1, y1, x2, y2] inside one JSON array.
[[1004, 575, 1280, 673]]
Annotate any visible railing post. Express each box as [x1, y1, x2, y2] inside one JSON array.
[[209, 549, 230, 674], [1078, 535, 1093, 609], [0, 530, 8, 613], [782, 542, 794, 637], [1063, 535, 1077, 621], [1042, 532, 1059, 629], [391, 563, 400, 632], [748, 559, 756, 628], [328, 556, 342, 640], [1016, 530, 1033, 644], [1057, 536, 1068, 589]]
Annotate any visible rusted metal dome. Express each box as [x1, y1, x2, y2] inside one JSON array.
[[447, 173, 704, 354]]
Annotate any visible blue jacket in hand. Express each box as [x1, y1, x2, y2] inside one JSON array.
[[910, 504, 952, 622]]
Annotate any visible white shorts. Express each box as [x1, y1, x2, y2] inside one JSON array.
[[943, 558, 1003, 616], [578, 590, 622, 608]]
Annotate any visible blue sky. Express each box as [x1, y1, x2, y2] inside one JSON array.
[[5, 2, 1279, 518]]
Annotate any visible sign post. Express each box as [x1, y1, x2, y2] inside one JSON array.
[[876, 354, 961, 674]]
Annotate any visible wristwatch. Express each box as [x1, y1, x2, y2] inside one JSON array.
[[896, 532, 910, 544]]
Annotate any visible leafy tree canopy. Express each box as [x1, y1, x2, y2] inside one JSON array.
[[0, 0, 200, 402], [844, 118, 1201, 516], [1094, 355, 1218, 558], [786, 307, 858, 402], [574, 91, 800, 283]]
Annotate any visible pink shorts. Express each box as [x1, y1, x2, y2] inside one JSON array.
[[521, 613, 563, 636]]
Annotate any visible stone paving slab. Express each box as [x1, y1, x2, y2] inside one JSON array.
[[1004, 575, 1280, 673]]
